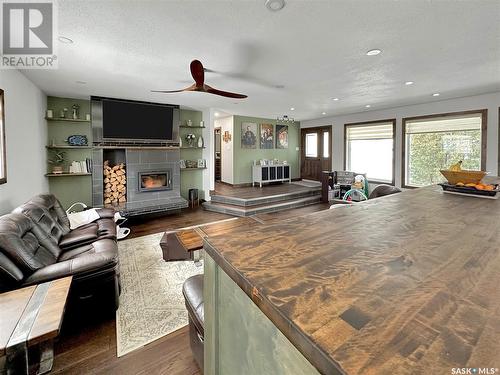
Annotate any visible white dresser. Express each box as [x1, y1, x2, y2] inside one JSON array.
[[252, 164, 291, 187]]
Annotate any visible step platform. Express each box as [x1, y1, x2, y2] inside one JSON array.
[[203, 182, 321, 217]]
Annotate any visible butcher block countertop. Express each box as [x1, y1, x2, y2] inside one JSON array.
[[204, 183, 500, 375]]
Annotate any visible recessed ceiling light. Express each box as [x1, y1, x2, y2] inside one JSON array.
[[365, 104, 371, 108], [432, 93, 440, 97], [332, 98, 339, 101], [366, 49, 381, 56], [290, 107, 295, 111], [265, 0, 285, 11], [405, 81, 414, 85], [214, 112, 220, 117], [58, 36, 73, 44], [321, 112, 326, 115]]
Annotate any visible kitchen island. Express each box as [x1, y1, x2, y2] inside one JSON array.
[[203, 183, 500, 375]]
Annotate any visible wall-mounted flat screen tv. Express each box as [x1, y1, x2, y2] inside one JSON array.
[[102, 99, 174, 141]]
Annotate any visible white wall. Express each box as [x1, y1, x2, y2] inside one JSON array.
[[202, 108, 216, 199], [0, 71, 47, 214], [301, 92, 500, 187], [215, 116, 234, 184]]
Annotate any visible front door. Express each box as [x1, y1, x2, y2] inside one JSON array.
[[300, 126, 332, 181]]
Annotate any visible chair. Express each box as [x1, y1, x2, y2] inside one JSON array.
[[368, 184, 402, 199], [182, 274, 204, 371]]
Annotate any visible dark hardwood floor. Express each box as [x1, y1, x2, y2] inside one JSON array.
[[52, 201, 330, 374], [212, 181, 320, 199], [126, 206, 233, 239], [53, 313, 200, 375]]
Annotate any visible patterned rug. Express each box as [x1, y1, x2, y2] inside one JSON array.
[[116, 232, 203, 357]]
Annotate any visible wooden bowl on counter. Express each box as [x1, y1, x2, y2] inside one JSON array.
[[439, 169, 487, 185]]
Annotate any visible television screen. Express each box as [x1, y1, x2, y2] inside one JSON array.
[[102, 100, 174, 140]]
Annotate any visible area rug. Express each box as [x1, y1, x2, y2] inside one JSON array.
[[116, 232, 203, 357]]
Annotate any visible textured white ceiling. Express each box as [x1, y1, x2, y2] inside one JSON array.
[[22, 0, 500, 121]]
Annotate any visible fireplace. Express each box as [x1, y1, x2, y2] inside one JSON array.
[[138, 170, 172, 192]]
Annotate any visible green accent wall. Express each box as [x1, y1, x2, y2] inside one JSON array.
[[46, 96, 92, 208], [232, 115, 300, 184], [45, 99, 205, 207], [179, 109, 205, 200]]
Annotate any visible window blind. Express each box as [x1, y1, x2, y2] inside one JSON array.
[[346, 122, 393, 140], [405, 114, 482, 134]]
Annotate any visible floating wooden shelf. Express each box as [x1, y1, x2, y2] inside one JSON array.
[[180, 146, 205, 149], [46, 145, 92, 149], [181, 167, 207, 171], [180, 125, 205, 129], [45, 173, 92, 177], [45, 117, 90, 123]]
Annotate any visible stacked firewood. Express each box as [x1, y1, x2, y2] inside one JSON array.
[[103, 161, 126, 205]]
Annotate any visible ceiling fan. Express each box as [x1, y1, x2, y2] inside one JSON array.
[[152, 60, 248, 99]]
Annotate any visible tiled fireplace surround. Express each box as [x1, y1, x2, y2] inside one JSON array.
[[92, 148, 188, 215]]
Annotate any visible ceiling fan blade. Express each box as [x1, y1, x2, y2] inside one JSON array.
[[204, 84, 247, 99], [151, 84, 197, 93], [190, 60, 205, 87]]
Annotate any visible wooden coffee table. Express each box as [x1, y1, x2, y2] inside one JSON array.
[[0, 276, 72, 375], [160, 217, 264, 263]]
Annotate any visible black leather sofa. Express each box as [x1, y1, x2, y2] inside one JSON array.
[[0, 194, 120, 310]]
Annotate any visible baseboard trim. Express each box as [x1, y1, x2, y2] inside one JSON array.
[[216, 178, 302, 188]]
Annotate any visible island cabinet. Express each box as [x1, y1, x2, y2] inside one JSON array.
[[252, 164, 291, 187], [204, 254, 321, 375], [203, 180, 500, 375]]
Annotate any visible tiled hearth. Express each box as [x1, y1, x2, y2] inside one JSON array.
[[92, 148, 188, 216]]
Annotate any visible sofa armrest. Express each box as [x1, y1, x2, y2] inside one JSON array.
[[97, 208, 116, 220], [23, 243, 118, 285], [0, 251, 24, 292]]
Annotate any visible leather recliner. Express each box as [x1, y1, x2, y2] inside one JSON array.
[[183, 274, 204, 372], [368, 184, 402, 199], [0, 194, 121, 310]]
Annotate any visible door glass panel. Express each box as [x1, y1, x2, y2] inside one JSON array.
[[323, 131, 329, 158], [305, 133, 318, 157]]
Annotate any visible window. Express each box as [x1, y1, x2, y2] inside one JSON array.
[[323, 131, 329, 158], [345, 120, 395, 184], [305, 133, 318, 157], [403, 110, 487, 187], [0, 89, 5, 185]]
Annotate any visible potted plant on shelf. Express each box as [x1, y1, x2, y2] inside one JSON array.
[[48, 151, 65, 174]]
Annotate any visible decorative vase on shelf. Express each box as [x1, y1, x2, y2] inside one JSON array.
[[52, 166, 63, 174], [186, 133, 195, 147], [197, 136, 204, 148], [179, 137, 183, 147], [187, 119, 193, 127], [200, 121, 204, 128]]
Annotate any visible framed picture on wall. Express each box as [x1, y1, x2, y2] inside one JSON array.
[[276, 124, 289, 149], [0, 89, 6, 185], [260, 123, 274, 149], [241, 122, 257, 149]]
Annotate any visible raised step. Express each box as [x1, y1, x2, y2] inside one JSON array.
[[202, 195, 321, 217], [210, 187, 321, 207]]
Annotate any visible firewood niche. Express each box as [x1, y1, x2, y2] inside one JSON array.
[[103, 160, 126, 205]]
